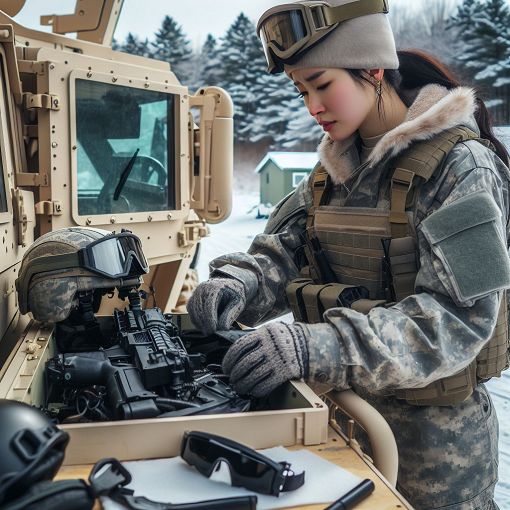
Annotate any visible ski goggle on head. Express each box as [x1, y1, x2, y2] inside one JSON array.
[[257, 0, 389, 74], [181, 431, 305, 496]]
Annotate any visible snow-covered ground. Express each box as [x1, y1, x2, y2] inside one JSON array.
[[198, 191, 510, 508]]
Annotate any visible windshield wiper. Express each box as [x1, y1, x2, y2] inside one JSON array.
[[113, 148, 139, 201]]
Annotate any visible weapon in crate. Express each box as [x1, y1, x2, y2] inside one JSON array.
[[45, 292, 250, 422]]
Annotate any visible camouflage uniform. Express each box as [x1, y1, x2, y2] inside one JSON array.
[[209, 85, 510, 509]]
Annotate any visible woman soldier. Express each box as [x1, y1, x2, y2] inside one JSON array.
[[187, 1, 510, 508]]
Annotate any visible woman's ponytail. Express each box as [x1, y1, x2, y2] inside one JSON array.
[[390, 49, 509, 164]]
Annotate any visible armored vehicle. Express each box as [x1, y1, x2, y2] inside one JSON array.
[[0, 0, 234, 367], [0, 3, 404, 506]]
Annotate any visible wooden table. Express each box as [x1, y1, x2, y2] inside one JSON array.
[[56, 426, 413, 510]]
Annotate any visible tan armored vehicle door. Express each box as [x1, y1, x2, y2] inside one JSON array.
[[0, 41, 34, 372]]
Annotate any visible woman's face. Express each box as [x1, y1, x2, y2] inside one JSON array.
[[290, 67, 376, 141]]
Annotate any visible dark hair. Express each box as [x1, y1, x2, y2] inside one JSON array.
[[348, 49, 509, 164]]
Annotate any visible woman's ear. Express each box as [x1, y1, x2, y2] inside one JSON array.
[[368, 68, 385, 81]]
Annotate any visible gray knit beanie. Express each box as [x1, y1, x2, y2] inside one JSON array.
[[284, 0, 399, 73]]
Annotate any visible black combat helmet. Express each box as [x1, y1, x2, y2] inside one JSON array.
[[0, 399, 69, 505]]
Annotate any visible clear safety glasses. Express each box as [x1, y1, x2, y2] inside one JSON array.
[[257, 0, 389, 74]]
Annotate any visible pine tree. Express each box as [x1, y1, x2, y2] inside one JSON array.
[[194, 34, 223, 89], [274, 94, 323, 150], [118, 33, 152, 58], [218, 13, 268, 142], [152, 16, 193, 85], [448, 0, 510, 83], [200, 34, 223, 85], [250, 72, 305, 146]]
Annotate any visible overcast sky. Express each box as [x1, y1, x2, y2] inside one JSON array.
[[14, 0, 419, 49]]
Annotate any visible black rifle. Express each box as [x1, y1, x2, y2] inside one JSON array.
[[45, 292, 249, 422]]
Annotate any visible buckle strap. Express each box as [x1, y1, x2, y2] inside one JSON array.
[[390, 167, 414, 238], [325, 0, 389, 25], [278, 462, 306, 493]]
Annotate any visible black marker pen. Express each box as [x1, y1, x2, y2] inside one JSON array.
[[324, 479, 375, 510]]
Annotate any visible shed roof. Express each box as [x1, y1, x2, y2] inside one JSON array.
[[255, 152, 318, 174]]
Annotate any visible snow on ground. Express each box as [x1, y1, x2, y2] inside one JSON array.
[[196, 192, 267, 282], [198, 191, 510, 507]]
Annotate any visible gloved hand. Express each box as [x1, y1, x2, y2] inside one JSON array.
[[186, 278, 246, 335], [222, 322, 310, 398]]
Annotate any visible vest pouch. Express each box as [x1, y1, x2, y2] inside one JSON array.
[[318, 284, 367, 312], [394, 361, 477, 406], [286, 279, 314, 322], [286, 280, 354, 323]]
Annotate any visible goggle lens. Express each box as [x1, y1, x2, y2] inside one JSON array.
[[88, 234, 148, 278], [262, 10, 307, 53]]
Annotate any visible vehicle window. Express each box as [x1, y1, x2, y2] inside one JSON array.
[[75, 79, 176, 216]]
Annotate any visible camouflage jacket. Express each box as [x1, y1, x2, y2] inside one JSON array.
[[211, 84, 510, 508], [211, 84, 510, 396]]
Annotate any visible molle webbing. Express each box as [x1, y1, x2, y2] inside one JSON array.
[[293, 127, 510, 406], [384, 237, 417, 301], [389, 126, 481, 238], [477, 291, 509, 379]]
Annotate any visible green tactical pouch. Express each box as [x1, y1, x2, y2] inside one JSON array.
[[421, 190, 510, 304]]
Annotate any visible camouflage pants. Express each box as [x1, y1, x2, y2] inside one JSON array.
[[345, 384, 499, 510]]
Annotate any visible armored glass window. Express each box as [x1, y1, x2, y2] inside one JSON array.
[[75, 79, 176, 216]]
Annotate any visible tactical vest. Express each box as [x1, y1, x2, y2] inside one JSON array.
[[286, 127, 509, 406]]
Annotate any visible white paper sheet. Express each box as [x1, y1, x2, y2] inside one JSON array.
[[101, 446, 363, 510]]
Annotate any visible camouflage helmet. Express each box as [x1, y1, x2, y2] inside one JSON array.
[[16, 227, 148, 323]]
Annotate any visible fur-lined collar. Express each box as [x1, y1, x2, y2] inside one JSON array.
[[318, 85, 477, 185]]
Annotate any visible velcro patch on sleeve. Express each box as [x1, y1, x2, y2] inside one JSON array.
[[421, 190, 510, 304]]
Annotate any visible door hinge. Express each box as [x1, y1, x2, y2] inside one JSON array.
[[24, 93, 60, 110], [12, 189, 28, 247], [178, 220, 209, 247], [35, 200, 63, 216], [16, 172, 48, 187]]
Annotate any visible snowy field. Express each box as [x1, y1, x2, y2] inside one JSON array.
[[197, 191, 510, 508]]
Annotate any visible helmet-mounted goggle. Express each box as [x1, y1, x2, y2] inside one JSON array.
[[257, 0, 389, 74], [16, 230, 149, 314]]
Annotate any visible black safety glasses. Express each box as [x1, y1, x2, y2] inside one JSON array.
[[180, 431, 305, 496], [78, 231, 148, 279]]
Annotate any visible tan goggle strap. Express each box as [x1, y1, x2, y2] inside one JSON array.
[[259, 0, 389, 43], [322, 0, 389, 25]]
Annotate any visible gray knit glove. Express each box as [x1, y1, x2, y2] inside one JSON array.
[[187, 278, 246, 335], [222, 322, 310, 398]]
